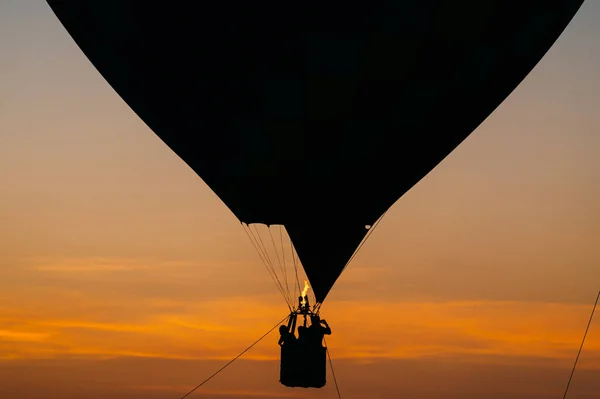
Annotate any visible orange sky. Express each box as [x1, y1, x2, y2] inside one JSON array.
[[2, 1, 600, 398]]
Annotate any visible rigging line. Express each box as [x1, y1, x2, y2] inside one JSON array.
[[250, 225, 277, 277], [562, 289, 600, 399], [242, 224, 274, 276], [268, 227, 285, 278], [324, 337, 342, 399], [314, 302, 322, 314], [252, 225, 271, 262], [243, 228, 288, 308], [243, 224, 287, 304], [342, 211, 388, 274], [278, 225, 291, 302], [291, 238, 302, 295], [178, 314, 289, 399], [253, 225, 281, 290], [250, 225, 289, 306], [242, 224, 277, 286], [245, 224, 275, 276], [269, 227, 291, 304], [242, 224, 290, 307]]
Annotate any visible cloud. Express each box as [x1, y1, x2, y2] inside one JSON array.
[[1, 292, 599, 369], [0, 329, 49, 342], [322, 300, 600, 363], [2, 255, 599, 368], [26, 256, 183, 272], [34, 264, 154, 272], [1, 255, 281, 309]]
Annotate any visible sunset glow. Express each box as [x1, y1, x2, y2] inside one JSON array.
[[2, 1, 600, 398]]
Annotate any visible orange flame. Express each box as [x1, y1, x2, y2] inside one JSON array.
[[300, 280, 310, 307]]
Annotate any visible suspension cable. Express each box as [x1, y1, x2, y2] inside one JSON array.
[[279, 226, 290, 300], [243, 224, 279, 287], [342, 211, 388, 274], [269, 227, 291, 304], [242, 224, 291, 309], [562, 289, 600, 399], [252, 225, 289, 304], [291, 237, 302, 296], [243, 224, 287, 303], [251, 225, 279, 281], [178, 314, 289, 399], [324, 337, 342, 399]]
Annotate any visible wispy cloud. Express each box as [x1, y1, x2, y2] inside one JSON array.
[[323, 300, 600, 362], [28, 257, 161, 272], [0, 329, 49, 342], [34, 264, 154, 272], [1, 295, 598, 367]]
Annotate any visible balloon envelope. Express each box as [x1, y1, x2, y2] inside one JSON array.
[[47, 0, 584, 302]]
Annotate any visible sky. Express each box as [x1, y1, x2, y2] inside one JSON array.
[[1, 1, 600, 398]]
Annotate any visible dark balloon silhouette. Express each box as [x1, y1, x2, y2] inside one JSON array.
[[46, 0, 584, 389], [46, 0, 584, 304]]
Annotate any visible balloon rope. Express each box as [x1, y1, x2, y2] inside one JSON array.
[[324, 337, 342, 399], [341, 211, 388, 274], [562, 289, 600, 399], [242, 224, 291, 309], [253, 225, 293, 306], [291, 238, 302, 297], [269, 227, 291, 304], [244, 224, 288, 305], [178, 314, 289, 399], [278, 226, 291, 302]]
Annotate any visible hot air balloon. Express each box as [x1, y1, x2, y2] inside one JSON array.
[[46, 0, 584, 390]]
